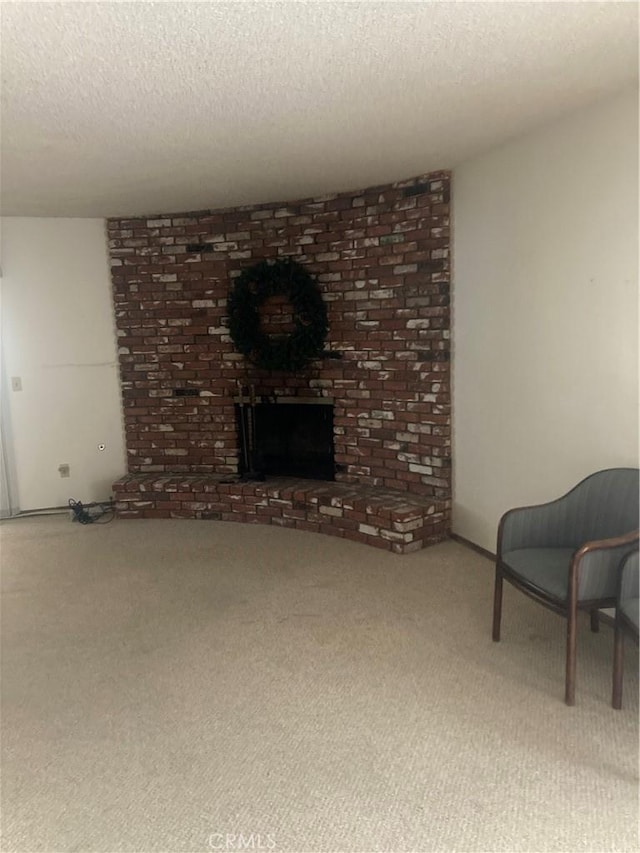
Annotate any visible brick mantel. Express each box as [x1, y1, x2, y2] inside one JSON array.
[[108, 171, 451, 550]]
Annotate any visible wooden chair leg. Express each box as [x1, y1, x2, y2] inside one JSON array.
[[565, 607, 577, 706], [492, 567, 503, 642], [612, 621, 624, 710], [590, 609, 600, 633]]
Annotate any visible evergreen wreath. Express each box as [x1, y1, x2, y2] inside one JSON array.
[[227, 258, 328, 371]]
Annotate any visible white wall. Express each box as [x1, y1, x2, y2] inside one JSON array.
[[1, 218, 126, 510], [452, 88, 639, 552]]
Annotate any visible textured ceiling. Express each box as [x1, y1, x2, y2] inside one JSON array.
[[1, 1, 638, 217]]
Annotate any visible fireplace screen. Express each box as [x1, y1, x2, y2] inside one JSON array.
[[236, 401, 335, 481]]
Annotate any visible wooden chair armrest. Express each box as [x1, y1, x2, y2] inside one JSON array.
[[574, 530, 640, 560], [569, 531, 639, 602]]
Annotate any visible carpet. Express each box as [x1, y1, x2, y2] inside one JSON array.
[[1, 517, 637, 852]]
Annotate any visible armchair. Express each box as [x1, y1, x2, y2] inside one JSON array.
[[612, 550, 639, 710], [492, 468, 639, 705]]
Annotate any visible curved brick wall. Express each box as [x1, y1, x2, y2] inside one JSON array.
[[108, 171, 451, 508]]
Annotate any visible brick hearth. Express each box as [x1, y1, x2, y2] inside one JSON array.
[[114, 475, 448, 554], [108, 170, 451, 552]]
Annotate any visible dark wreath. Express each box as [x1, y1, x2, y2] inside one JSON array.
[[227, 258, 328, 371]]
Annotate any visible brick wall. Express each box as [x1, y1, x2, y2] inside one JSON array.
[[108, 171, 451, 499]]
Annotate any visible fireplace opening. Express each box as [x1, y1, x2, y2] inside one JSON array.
[[236, 400, 335, 481]]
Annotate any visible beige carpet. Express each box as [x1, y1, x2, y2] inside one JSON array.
[[1, 516, 638, 853]]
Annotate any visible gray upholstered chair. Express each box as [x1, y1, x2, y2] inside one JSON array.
[[612, 550, 639, 710], [492, 468, 639, 705]]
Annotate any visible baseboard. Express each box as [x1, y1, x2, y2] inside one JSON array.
[[450, 532, 495, 562]]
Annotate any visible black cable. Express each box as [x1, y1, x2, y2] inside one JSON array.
[[88, 504, 116, 524], [68, 498, 116, 525]]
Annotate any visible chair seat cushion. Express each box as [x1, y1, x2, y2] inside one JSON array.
[[620, 596, 639, 632], [501, 548, 575, 601]]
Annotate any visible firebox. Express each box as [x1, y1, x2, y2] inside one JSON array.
[[236, 399, 335, 481]]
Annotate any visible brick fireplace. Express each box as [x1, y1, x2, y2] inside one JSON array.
[[109, 171, 451, 553]]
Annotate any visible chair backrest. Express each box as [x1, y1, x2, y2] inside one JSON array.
[[620, 550, 639, 605], [562, 468, 639, 547]]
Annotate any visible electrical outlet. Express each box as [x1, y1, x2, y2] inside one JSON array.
[[58, 463, 70, 478]]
